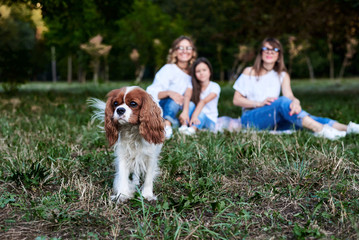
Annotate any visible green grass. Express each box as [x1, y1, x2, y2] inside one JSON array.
[[1, 79, 359, 239]]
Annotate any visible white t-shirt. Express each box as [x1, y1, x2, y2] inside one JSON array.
[[200, 81, 221, 123], [146, 64, 192, 102], [233, 70, 285, 110]]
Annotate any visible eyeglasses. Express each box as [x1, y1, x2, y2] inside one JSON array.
[[261, 47, 280, 53], [176, 46, 194, 52]]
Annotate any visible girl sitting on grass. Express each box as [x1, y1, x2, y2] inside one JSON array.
[[178, 57, 221, 135], [146, 36, 197, 139], [232, 37, 359, 140]]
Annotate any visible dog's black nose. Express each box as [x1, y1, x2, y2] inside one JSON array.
[[116, 107, 126, 116]]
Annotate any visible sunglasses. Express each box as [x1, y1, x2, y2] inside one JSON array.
[[176, 46, 194, 52], [261, 47, 280, 53]]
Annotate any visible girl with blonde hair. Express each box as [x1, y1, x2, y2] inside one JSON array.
[[147, 36, 197, 139]]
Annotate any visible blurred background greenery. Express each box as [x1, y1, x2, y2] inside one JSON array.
[[1, 0, 359, 91]]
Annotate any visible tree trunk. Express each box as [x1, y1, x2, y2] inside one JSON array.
[[229, 61, 247, 83], [77, 64, 85, 83], [80, 70, 87, 83], [305, 56, 315, 81], [216, 43, 224, 81], [67, 55, 72, 83], [327, 35, 334, 79], [219, 69, 224, 82], [104, 57, 109, 82], [135, 65, 145, 84], [51, 46, 57, 82], [229, 57, 239, 82], [337, 37, 358, 80], [338, 57, 348, 80], [93, 58, 100, 84], [288, 57, 293, 76]]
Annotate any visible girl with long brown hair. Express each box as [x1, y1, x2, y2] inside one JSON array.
[[232, 37, 359, 140], [178, 57, 221, 135]]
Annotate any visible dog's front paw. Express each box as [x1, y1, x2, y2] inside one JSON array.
[[141, 190, 157, 201], [111, 193, 132, 203], [144, 194, 157, 201]]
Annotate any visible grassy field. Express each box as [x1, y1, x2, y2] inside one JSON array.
[[0, 79, 359, 239]]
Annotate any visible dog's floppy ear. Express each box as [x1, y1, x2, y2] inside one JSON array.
[[139, 91, 165, 144], [104, 88, 125, 147]]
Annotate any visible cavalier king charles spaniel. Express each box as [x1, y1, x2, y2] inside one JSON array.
[[90, 86, 165, 202]]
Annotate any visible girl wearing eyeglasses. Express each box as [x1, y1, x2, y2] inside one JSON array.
[[232, 37, 359, 140], [147, 36, 197, 139]]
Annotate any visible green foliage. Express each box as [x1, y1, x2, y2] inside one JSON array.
[[39, 0, 105, 81], [115, 0, 186, 69], [0, 3, 36, 91], [2, 0, 359, 82], [6, 162, 52, 188], [293, 222, 324, 239], [41, 0, 103, 49], [0, 192, 16, 208]]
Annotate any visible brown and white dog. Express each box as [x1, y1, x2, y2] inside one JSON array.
[[90, 86, 165, 202]]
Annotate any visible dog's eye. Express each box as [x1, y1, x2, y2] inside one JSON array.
[[129, 101, 138, 108], [114, 101, 119, 107]]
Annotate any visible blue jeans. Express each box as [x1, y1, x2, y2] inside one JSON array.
[[188, 102, 216, 131], [241, 96, 336, 130], [159, 98, 182, 127]]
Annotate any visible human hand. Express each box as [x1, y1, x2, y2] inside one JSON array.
[[179, 112, 190, 126], [289, 100, 301, 116], [190, 117, 201, 126], [169, 91, 184, 105], [260, 97, 277, 107]]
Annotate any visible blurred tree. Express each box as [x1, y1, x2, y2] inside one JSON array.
[[3, 0, 359, 82], [159, 0, 359, 80], [338, 37, 358, 80], [38, 0, 104, 82], [280, 0, 359, 79], [159, 0, 243, 81], [0, 3, 36, 92], [93, 0, 133, 30], [129, 48, 143, 82], [115, 0, 186, 82], [80, 35, 112, 83], [229, 45, 255, 82]]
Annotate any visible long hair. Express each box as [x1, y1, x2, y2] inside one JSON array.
[[191, 57, 213, 105], [167, 36, 197, 69], [252, 37, 287, 77]]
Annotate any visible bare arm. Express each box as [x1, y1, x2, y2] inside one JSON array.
[[281, 73, 301, 115], [158, 90, 184, 105], [190, 93, 217, 126], [281, 72, 296, 100], [178, 88, 192, 125], [233, 91, 277, 109]]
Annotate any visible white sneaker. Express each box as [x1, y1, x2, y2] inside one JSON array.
[[347, 121, 359, 134], [165, 125, 173, 139], [178, 125, 188, 134], [314, 124, 346, 140], [184, 127, 196, 136]]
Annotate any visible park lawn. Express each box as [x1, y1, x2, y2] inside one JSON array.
[[0, 79, 359, 239]]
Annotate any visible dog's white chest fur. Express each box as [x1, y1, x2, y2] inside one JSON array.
[[112, 124, 162, 201], [114, 125, 160, 174]]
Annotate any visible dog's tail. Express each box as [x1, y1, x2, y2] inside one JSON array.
[[88, 98, 106, 125]]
